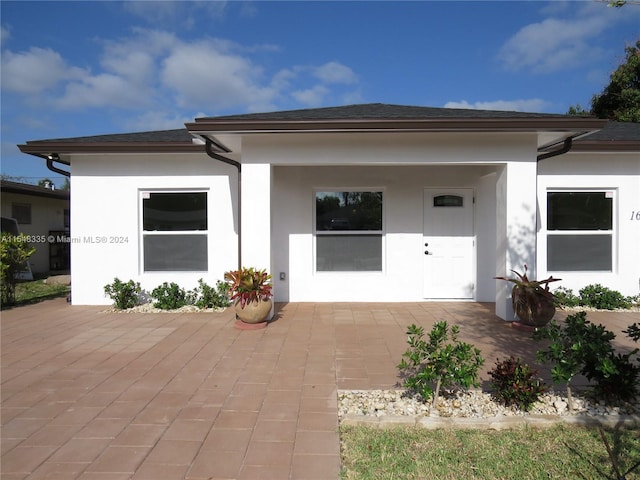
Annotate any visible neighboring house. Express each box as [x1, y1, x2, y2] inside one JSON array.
[[17, 104, 640, 320], [1, 180, 71, 274]]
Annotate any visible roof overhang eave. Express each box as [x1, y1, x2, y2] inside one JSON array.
[[17, 142, 205, 156], [185, 117, 608, 135], [1, 182, 70, 200]]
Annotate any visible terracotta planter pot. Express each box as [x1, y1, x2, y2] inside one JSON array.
[[513, 289, 556, 327], [234, 299, 272, 324]]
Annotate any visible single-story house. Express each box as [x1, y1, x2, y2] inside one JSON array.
[[17, 104, 640, 319], [1, 180, 70, 274]]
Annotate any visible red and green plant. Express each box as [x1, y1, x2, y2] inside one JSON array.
[[489, 356, 546, 412], [224, 267, 273, 308], [495, 265, 561, 326]]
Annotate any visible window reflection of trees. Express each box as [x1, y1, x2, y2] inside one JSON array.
[[315, 192, 382, 231]]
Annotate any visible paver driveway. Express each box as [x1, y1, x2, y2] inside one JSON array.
[[2, 298, 638, 479]]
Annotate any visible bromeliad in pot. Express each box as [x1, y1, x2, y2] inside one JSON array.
[[224, 267, 273, 327], [495, 265, 561, 328]]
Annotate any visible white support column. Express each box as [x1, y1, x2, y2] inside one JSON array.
[[240, 163, 272, 273], [495, 161, 538, 320]]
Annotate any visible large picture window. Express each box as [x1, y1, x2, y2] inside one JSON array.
[[315, 191, 383, 271], [546, 191, 613, 271], [142, 191, 208, 272]]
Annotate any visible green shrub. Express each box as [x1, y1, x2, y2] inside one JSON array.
[[553, 286, 580, 308], [104, 278, 142, 309], [534, 311, 639, 405], [624, 323, 640, 343], [489, 356, 546, 412], [398, 322, 484, 405], [151, 282, 188, 310], [192, 279, 231, 309], [625, 294, 640, 309], [586, 352, 640, 402], [578, 284, 631, 310], [1, 233, 36, 307]]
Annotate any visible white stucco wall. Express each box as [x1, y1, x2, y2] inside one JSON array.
[[65, 131, 637, 313], [537, 151, 640, 297], [494, 160, 539, 319], [69, 153, 238, 305]]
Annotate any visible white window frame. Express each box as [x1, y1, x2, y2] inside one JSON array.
[[545, 188, 616, 273], [139, 189, 209, 273], [313, 189, 385, 273]]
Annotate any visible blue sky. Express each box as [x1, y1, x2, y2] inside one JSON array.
[[1, 1, 638, 186]]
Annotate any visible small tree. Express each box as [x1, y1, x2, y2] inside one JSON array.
[[1, 233, 36, 306], [37, 178, 55, 189], [534, 311, 639, 406], [398, 322, 484, 406], [533, 316, 584, 410]]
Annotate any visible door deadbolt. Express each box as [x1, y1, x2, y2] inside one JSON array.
[[424, 250, 431, 255]]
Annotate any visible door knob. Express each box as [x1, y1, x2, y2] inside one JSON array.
[[424, 250, 431, 255], [424, 242, 429, 247]]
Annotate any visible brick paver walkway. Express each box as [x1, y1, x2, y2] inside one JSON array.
[[2, 298, 637, 479]]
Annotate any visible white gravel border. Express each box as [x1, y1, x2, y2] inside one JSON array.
[[338, 389, 640, 430]]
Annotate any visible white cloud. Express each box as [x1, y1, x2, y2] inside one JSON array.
[[292, 85, 329, 107], [313, 61, 358, 84], [123, 1, 227, 26], [3, 26, 360, 117], [1, 47, 86, 94], [56, 73, 151, 109], [341, 89, 364, 105], [499, 18, 606, 73], [444, 99, 550, 113], [122, 110, 196, 131], [497, 3, 630, 73], [272, 68, 296, 90], [161, 40, 277, 111], [1, 25, 10, 42]]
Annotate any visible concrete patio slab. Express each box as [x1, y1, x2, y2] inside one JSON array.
[[2, 298, 638, 479]]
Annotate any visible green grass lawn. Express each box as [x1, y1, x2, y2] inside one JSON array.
[[13, 279, 70, 306], [340, 424, 640, 480]]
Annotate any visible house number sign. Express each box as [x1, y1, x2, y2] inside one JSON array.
[[631, 211, 640, 221]]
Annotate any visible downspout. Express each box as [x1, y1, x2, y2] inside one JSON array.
[[46, 154, 71, 177], [23, 152, 71, 177], [204, 140, 242, 270], [536, 137, 572, 162]]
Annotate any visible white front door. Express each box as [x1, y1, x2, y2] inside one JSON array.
[[423, 188, 475, 299]]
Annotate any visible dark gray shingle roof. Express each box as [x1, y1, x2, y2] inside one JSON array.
[[1, 180, 70, 200], [30, 129, 194, 144], [202, 103, 568, 121], [576, 121, 640, 142], [18, 104, 638, 146]]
